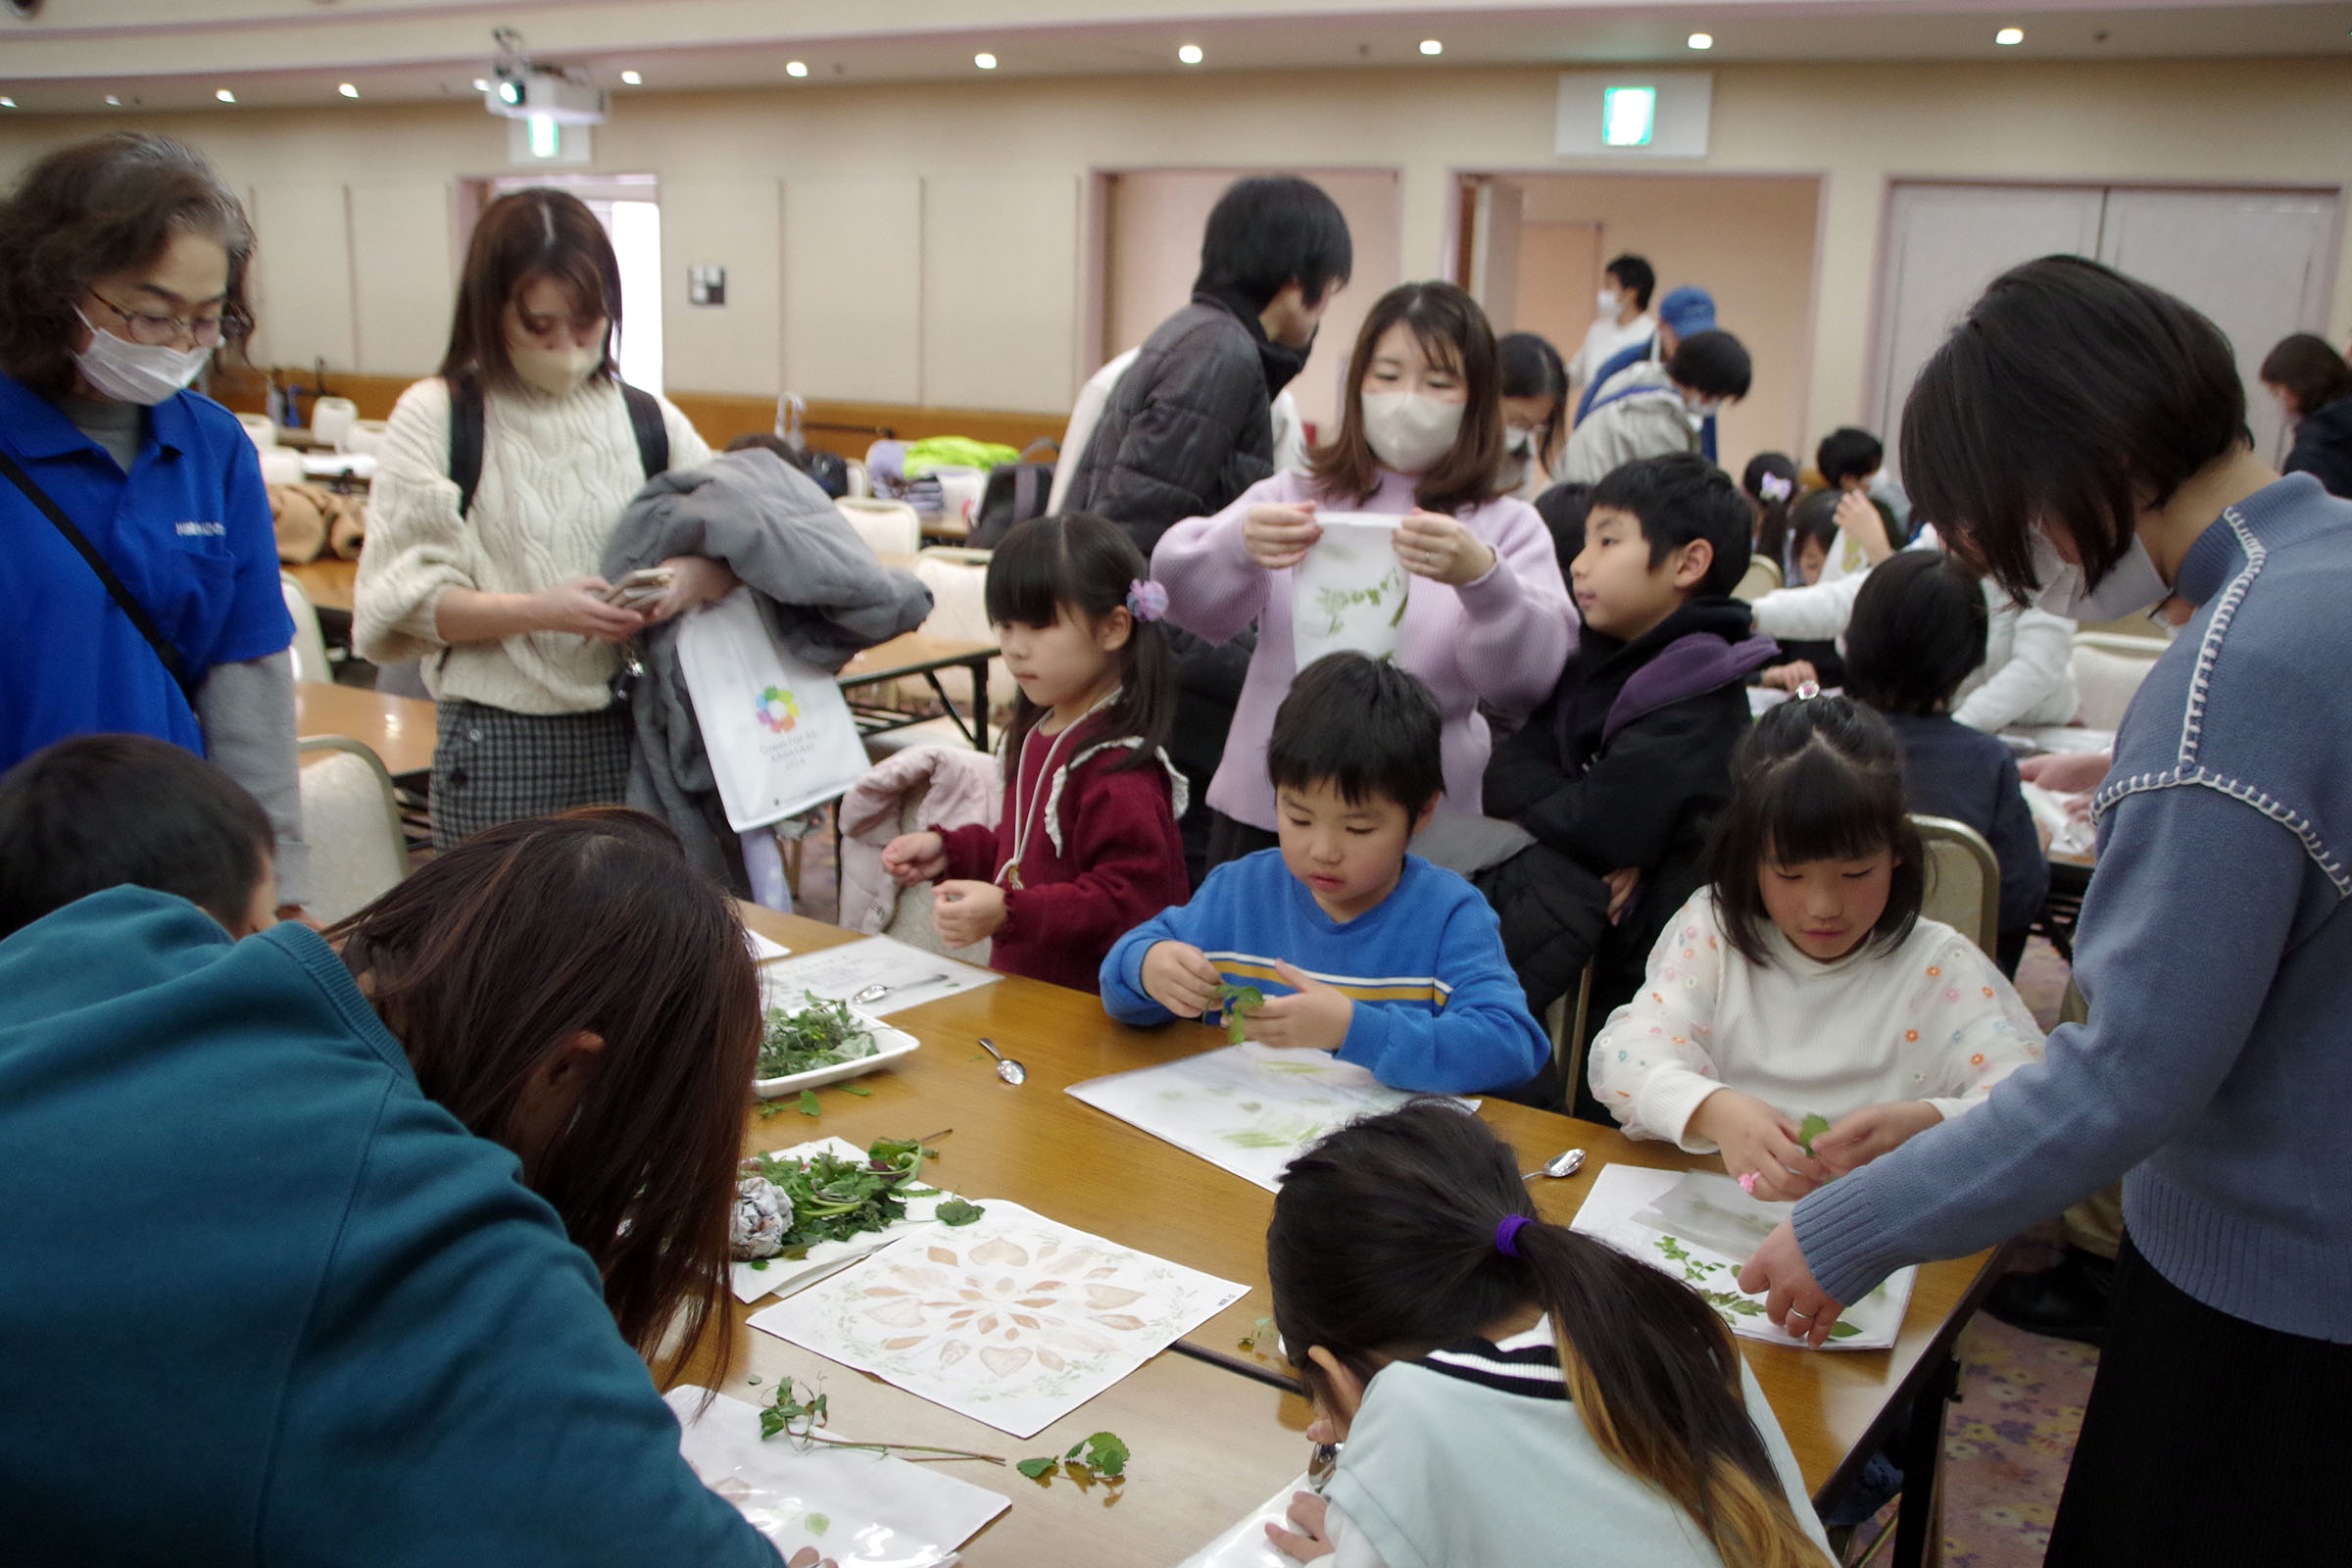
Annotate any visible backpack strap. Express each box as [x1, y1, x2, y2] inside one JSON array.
[[449, 378, 667, 518], [620, 383, 669, 480], [447, 375, 486, 517]]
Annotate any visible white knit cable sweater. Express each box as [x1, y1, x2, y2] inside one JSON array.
[[354, 375, 710, 714]]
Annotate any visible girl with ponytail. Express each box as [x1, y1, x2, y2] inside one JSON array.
[[1264, 1101, 1832, 1566]]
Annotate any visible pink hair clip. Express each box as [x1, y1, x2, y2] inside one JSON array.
[[1126, 578, 1168, 622]]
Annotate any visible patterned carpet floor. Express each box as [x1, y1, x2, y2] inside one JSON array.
[[793, 837, 2092, 1566]]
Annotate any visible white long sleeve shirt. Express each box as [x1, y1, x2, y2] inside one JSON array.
[[1748, 549, 2079, 732], [1590, 890, 2043, 1151]]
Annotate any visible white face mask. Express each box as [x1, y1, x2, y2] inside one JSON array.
[[509, 341, 604, 397], [1503, 424, 1537, 460], [1360, 391, 1466, 475], [1596, 288, 1621, 317], [2026, 528, 2170, 621], [74, 310, 210, 406], [1680, 390, 1717, 431]]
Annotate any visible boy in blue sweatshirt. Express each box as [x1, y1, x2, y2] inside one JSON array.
[[1101, 653, 1549, 1095]]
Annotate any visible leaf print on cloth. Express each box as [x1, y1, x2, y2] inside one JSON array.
[[748, 1200, 1247, 1438]]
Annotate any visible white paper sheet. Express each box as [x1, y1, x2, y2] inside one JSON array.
[[667, 1386, 1007, 1566], [758, 936, 1001, 1016], [1569, 1165, 1914, 1351], [748, 930, 793, 965], [1293, 513, 1408, 668], [730, 1138, 969, 1304], [2019, 781, 2096, 860], [1065, 1044, 1475, 1193], [749, 1200, 1248, 1439], [1177, 1473, 1318, 1567]]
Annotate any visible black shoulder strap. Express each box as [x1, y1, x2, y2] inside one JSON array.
[[448, 375, 486, 517], [620, 383, 669, 479], [0, 447, 201, 709], [452, 378, 665, 517]]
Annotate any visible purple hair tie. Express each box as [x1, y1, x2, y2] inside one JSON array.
[[1126, 578, 1168, 623], [1494, 1214, 1534, 1258]]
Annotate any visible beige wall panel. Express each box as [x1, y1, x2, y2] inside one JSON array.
[[920, 173, 1079, 413], [241, 181, 359, 372], [783, 176, 921, 405], [345, 179, 455, 378], [662, 176, 785, 400]]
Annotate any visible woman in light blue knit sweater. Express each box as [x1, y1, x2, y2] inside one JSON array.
[[1742, 257, 2352, 1564]]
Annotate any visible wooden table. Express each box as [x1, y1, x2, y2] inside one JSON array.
[[836, 632, 1000, 752], [730, 907, 1996, 1559], [294, 680, 437, 779], [284, 558, 357, 613]]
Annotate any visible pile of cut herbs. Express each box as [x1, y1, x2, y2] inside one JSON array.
[[758, 991, 879, 1079], [742, 1135, 943, 1260]]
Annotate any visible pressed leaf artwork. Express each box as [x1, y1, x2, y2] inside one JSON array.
[[749, 1200, 1245, 1437], [1067, 1043, 1476, 1193]]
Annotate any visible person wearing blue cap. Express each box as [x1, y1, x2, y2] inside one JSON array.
[[1574, 286, 1724, 462], [1555, 328, 1752, 487]]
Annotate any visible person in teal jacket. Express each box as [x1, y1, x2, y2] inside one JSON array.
[[0, 810, 794, 1565]]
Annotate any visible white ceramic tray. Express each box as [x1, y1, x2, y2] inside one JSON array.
[[752, 1005, 919, 1099]]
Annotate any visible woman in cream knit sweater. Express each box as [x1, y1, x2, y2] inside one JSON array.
[[357, 190, 723, 847]]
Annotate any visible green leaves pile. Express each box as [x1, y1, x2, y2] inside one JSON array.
[[743, 1136, 942, 1255], [758, 992, 879, 1079], [1016, 1431, 1131, 1482], [1216, 982, 1265, 1045]]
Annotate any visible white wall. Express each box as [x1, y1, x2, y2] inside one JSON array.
[[4, 57, 2344, 426]]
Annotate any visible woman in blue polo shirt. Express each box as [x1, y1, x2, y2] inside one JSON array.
[[0, 132, 306, 909]]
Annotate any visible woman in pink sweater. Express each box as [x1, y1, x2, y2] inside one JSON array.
[[1152, 281, 1574, 866]]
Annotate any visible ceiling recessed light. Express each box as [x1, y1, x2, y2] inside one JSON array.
[[1688, 32, 1715, 50], [786, 60, 809, 77], [105, 94, 122, 106], [1995, 26, 2025, 45], [1178, 44, 1203, 66], [619, 70, 642, 85], [215, 88, 236, 103], [0, 97, 15, 108], [974, 52, 998, 70], [1419, 39, 1444, 56], [473, 77, 490, 91], [337, 82, 360, 99]]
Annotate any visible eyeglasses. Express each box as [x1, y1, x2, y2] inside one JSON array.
[[87, 291, 228, 349]]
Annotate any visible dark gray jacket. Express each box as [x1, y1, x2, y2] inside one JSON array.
[[1063, 293, 1303, 556], [603, 449, 932, 892]]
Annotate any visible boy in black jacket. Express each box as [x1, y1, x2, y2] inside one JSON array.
[[1478, 454, 1774, 1112]]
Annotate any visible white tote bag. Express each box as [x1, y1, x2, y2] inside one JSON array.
[[675, 587, 871, 831], [1292, 512, 1410, 669]]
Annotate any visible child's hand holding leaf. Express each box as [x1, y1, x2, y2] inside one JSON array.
[[1242, 961, 1353, 1053], [1140, 940, 1223, 1020], [1690, 1089, 1828, 1202], [1810, 1101, 1942, 1175]]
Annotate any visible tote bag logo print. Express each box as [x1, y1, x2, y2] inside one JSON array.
[[756, 685, 801, 734]]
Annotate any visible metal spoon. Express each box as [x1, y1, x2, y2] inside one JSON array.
[[850, 972, 953, 1006], [1521, 1148, 1587, 1182], [975, 1036, 1027, 1087]]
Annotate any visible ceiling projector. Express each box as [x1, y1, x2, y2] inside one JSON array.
[[485, 66, 608, 124]]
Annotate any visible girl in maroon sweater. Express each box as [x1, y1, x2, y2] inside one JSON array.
[[880, 514, 1188, 992]]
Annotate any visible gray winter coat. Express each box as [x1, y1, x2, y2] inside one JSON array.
[[602, 448, 933, 892]]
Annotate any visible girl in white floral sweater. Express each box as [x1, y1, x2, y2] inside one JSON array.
[[1591, 696, 2041, 1200]]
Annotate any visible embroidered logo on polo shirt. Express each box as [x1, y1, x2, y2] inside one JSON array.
[[175, 520, 227, 537]]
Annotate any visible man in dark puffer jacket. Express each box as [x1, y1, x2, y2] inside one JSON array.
[[1064, 175, 1350, 884]]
